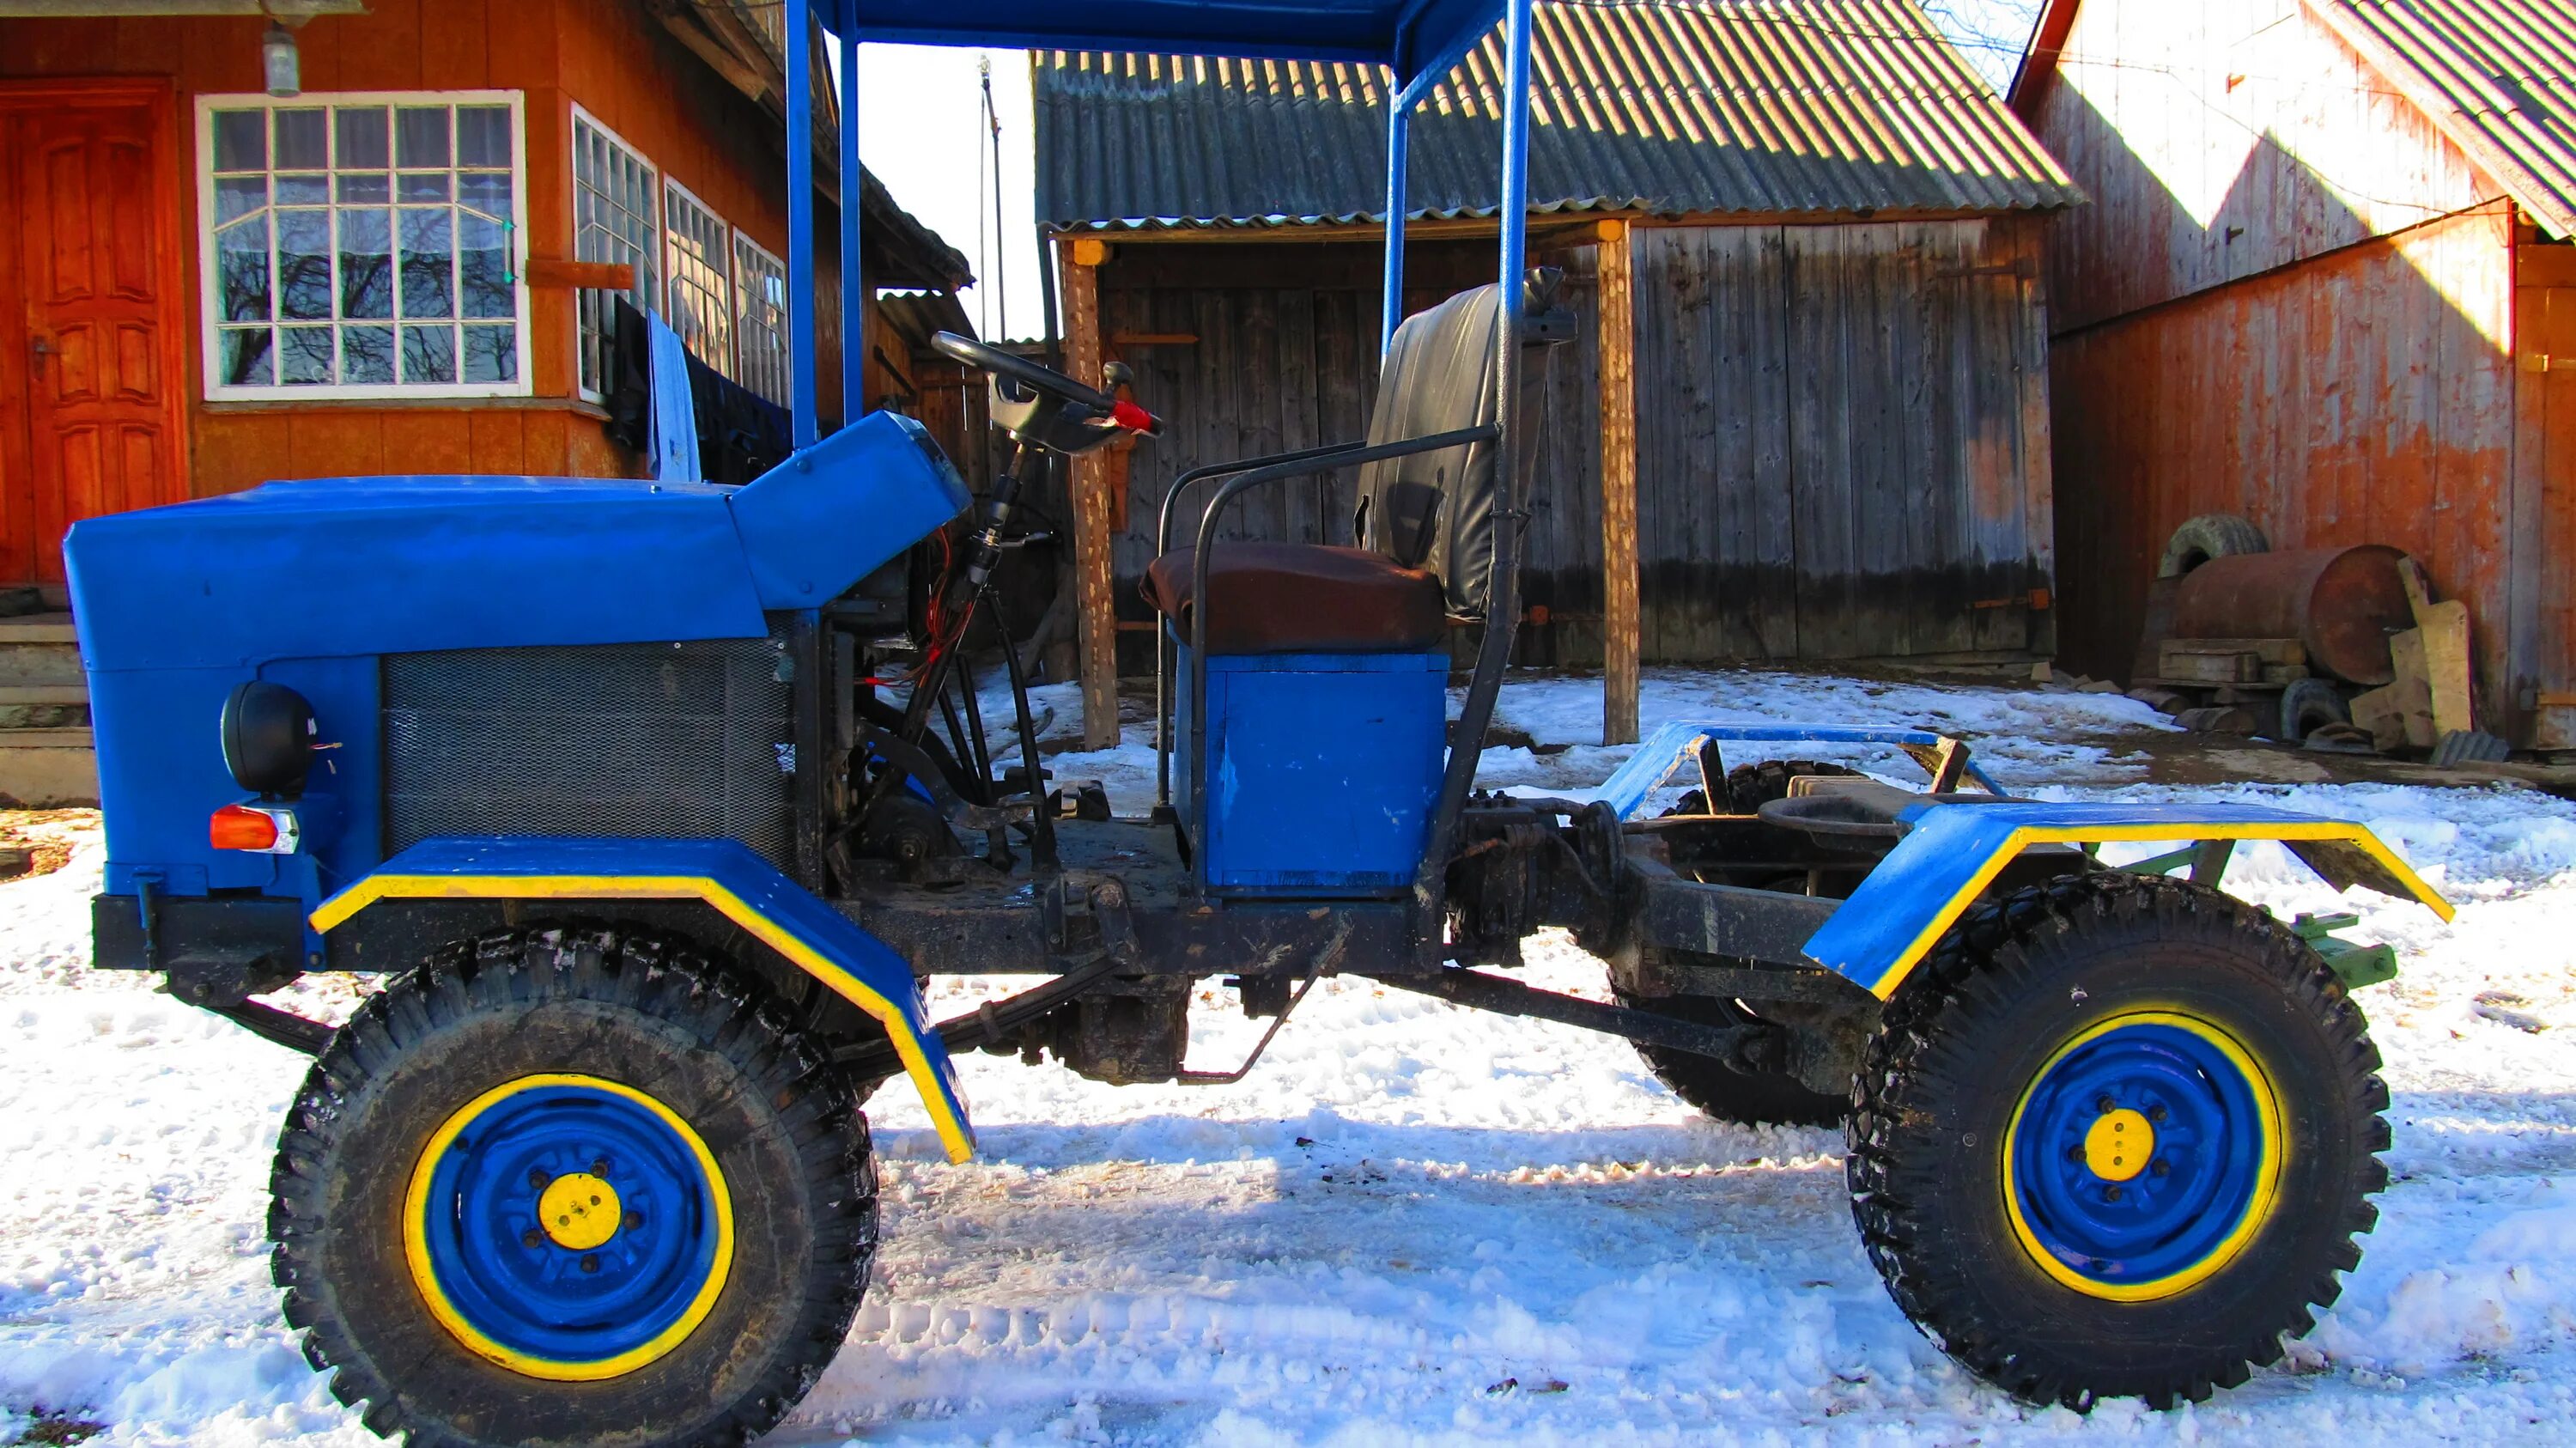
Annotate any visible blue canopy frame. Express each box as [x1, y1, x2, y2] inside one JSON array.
[[790, 0, 1528, 442]]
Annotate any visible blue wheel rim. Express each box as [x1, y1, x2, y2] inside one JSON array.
[[2005, 1013, 2281, 1299], [405, 1075, 732, 1378]]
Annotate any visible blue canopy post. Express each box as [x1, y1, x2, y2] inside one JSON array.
[[837, 2, 866, 431], [1381, 87, 1410, 350], [786, 0, 819, 447]]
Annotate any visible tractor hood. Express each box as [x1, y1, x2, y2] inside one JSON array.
[[64, 411, 970, 672]]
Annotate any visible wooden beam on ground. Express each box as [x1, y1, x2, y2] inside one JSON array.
[[1061, 242, 1121, 750], [1596, 218, 1642, 747]]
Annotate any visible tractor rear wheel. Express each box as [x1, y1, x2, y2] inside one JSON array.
[[270, 927, 879, 1448], [1847, 873, 2387, 1409]]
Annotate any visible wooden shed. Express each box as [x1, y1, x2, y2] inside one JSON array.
[[2014, 0, 2576, 749], [1036, 0, 2082, 745]]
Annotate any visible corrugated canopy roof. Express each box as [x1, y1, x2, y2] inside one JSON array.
[[2307, 0, 2576, 238], [1034, 0, 2081, 229]]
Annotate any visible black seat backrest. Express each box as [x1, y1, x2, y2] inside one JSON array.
[[1354, 270, 1571, 618]]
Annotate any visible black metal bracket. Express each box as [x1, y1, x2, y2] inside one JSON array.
[[1358, 966, 1770, 1065]]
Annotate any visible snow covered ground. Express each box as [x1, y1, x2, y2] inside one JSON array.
[[8, 667, 2576, 1445]]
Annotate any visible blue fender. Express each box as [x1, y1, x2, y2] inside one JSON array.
[[310, 837, 975, 1163], [1801, 801, 2455, 999]]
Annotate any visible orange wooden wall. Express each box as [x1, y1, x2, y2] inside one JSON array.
[[2050, 204, 2524, 729], [0, 0, 848, 498]]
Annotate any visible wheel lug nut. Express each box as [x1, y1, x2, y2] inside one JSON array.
[[2066, 1145, 2087, 1163], [625, 1211, 644, 1230], [528, 1168, 550, 1189], [521, 1229, 543, 1249], [2104, 1184, 2123, 1202], [2152, 1159, 2170, 1177], [580, 1254, 601, 1274], [592, 1159, 610, 1176], [2148, 1105, 2167, 1123], [2095, 1095, 2117, 1115]]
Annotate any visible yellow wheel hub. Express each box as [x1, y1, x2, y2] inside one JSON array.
[[2082, 1108, 2154, 1182], [538, 1171, 623, 1250]]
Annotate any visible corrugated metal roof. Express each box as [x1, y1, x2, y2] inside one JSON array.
[[2310, 0, 2576, 237], [1034, 0, 2083, 228]]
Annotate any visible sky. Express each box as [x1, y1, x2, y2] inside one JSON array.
[[853, 3, 2044, 343]]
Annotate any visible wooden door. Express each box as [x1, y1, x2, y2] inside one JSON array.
[[2517, 247, 2576, 749], [0, 82, 188, 586]]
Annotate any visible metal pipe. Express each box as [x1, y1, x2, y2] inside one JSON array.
[[786, 0, 817, 447], [837, 7, 864, 430], [1411, 0, 1535, 948], [1382, 99, 1409, 350]]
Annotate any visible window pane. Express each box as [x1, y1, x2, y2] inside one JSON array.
[[464, 323, 516, 383], [333, 106, 388, 169], [459, 213, 512, 319], [398, 171, 451, 204], [215, 174, 265, 225], [459, 171, 510, 219], [399, 209, 454, 319], [402, 323, 456, 383], [276, 172, 327, 205], [395, 106, 449, 168], [338, 208, 392, 319], [342, 325, 395, 385], [273, 108, 326, 169], [220, 327, 273, 386], [216, 215, 270, 320], [279, 325, 333, 384], [457, 106, 509, 167], [337, 172, 390, 204], [213, 110, 265, 172], [276, 208, 331, 319]]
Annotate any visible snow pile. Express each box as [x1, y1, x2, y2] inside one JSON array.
[[9, 667, 2576, 1443]]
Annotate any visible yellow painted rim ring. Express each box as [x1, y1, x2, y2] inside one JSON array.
[[2001, 1010, 2286, 1302], [402, 1073, 735, 1381]]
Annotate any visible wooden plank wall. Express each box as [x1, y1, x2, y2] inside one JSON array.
[[1, 0, 857, 501], [2050, 204, 2518, 728], [2026, 0, 2501, 333], [1090, 218, 2055, 668]]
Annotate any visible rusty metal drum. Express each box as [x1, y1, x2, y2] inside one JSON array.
[[2171, 545, 2412, 685]]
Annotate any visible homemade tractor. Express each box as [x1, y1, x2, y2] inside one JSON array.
[[72, 3, 2449, 1444]]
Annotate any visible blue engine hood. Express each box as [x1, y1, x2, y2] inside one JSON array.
[[65, 411, 970, 671]]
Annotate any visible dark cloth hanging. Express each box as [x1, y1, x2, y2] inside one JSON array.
[[603, 297, 795, 483]]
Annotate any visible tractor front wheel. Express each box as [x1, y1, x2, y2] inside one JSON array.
[[269, 927, 879, 1448], [1847, 873, 2387, 1408]]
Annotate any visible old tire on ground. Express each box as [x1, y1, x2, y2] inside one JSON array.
[[2157, 514, 2269, 578], [1724, 758, 1859, 816], [270, 927, 879, 1448], [1847, 873, 2386, 1409], [1615, 977, 1848, 1128], [2277, 678, 2350, 743]]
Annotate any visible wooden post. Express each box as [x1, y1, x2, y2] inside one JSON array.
[[1061, 237, 1121, 750], [1596, 218, 1642, 746]]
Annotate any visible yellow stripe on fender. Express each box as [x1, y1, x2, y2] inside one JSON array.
[[1799, 804, 2453, 1001], [311, 840, 975, 1164]]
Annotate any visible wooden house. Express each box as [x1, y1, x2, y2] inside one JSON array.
[[0, 0, 976, 594], [1036, 0, 2081, 746], [2014, 0, 2576, 748], [0, 0, 975, 806]]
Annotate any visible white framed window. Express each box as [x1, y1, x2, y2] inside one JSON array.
[[732, 234, 789, 405], [197, 91, 528, 399], [571, 107, 660, 399], [662, 179, 734, 379]]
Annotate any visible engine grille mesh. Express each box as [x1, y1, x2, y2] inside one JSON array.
[[383, 634, 793, 866]]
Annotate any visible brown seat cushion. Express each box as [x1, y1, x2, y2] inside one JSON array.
[[1142, 543, 1447, 654]]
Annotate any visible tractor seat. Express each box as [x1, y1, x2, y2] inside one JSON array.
[[1141, 543, 1446, 654]]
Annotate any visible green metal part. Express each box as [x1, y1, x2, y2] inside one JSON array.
[[2291, 910, 2400, 989]]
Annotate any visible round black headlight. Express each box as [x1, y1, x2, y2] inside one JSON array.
[[222, 681, 317, 797]]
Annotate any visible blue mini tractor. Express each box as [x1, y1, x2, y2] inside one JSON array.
[[71, 3, 2451, 1442]]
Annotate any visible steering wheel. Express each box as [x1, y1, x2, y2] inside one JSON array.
[[930, 332, 1161, 449]]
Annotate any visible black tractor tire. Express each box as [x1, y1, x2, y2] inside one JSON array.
[[2157, 514, 2269, 578], [1615, 983, 1848, 1128], [1724, 758, 1860, 816], [2277, 678, 2350, 743], [1848, 873, 2387, 1410], [270, 927, 880, 1448]]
